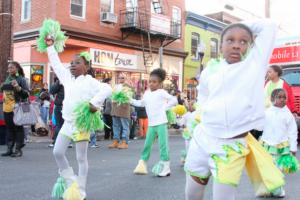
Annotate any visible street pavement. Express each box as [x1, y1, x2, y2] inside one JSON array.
[[0, 135, 300, 200]]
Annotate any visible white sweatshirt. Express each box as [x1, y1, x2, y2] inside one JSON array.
[[261, 106, 298, 152], [197, 20, 277, 138], [131, 89, 178, 126], [47, 46, 112, 122]]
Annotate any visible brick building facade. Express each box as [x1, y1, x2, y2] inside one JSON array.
[[13, 0, 186, 95]]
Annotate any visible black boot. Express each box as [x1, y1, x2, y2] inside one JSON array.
[[11, 143, 24, 157], [1, 142, 14, 157], [11, 149, 22, 157]]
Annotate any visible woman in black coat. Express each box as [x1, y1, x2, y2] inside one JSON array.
[[1, 61, 29, 157]]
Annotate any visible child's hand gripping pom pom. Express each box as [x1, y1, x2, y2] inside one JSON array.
[[73, 102, 104, 133], [36, 19, 68, 53]]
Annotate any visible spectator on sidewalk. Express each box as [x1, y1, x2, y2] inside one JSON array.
[[1, 61, 29, 157], [135, 94, 148, 139], [48, 76, 64, 147], [109, 73, 132, 149], [102, 78, 113, 140]]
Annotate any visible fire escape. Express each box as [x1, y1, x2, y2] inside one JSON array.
[[120, 0, 181, 70]]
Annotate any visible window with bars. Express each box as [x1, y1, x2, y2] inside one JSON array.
[[21, 0, 31, 22], [210, 38, 218, 59], [101, 0, 114, 13], [70, 0, 86, 18], [191, 33, 200, 60]]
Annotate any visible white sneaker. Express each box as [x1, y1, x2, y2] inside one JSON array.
[[272, 187, 285, 198], [48, 143, 54, 148], [90, 144, 100, 148], [152, 161, 171, 177]]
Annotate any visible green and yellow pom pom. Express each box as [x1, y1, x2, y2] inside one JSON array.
[[36, 19, 68, 53], [74, 101, 104, 133], [173, 105, 187, 116], [276, 154, 299, 174], [111, 89, 133, 105]]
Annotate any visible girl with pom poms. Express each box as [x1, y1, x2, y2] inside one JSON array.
[[46, 38, 111, 200], [39, 19, 112, 199], [260, 88, 299, 198], [131, 68, 178, 177]]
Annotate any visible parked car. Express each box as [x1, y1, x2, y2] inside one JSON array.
[[282, 67, 300, 133]]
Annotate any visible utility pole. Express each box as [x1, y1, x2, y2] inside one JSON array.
[[265, 0, 270, 18], [0, 0, 13, 83]]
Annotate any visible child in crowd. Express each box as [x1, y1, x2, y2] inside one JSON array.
[[45, 39, 112, 200], [131, 68, 177, 177], [178, 101, 197, 165], [260, 88, 298, 198], [184, 19, 283, 200]]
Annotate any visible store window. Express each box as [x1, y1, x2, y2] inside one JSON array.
[[21, 0, 31, 22], [70, 0, 86, 18], [101, 0, 114, 13], [210, 38, 218, 59], [28, 65, 44, 96], [94, 68, 113, 81], [191, 32, 200, 60]]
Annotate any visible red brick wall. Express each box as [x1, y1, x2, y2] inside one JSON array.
[[14, 0, 185, 53], [13, 0, 54, 33]]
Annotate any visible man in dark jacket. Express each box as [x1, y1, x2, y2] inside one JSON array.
[[49, 77, 64, 147]]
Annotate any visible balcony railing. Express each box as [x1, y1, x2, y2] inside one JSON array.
[[120, 8, 181, 39]]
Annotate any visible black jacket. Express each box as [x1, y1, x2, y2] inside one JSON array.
[[135, 106, 147, 119], [1, 75, 29, 102], [50, 81, 64, 106]]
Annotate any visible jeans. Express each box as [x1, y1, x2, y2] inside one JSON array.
[[103, 114, 113, 139], [53, 105, 64, 144], [112, 117, 130, 143], [40, 106, 49, 125], [90, 132, 97, 146]]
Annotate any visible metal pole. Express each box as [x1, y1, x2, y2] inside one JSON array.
[[265, 0, 271, 18], [159, 46, 163, 68]]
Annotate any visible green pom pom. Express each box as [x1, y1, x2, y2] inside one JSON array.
[[36, 19, 68, 53], [111, 90, 133, 105], [166, 109, 176, 125], [80, 51, 91, 62], [74, 101, 104, 132], [152, 161, 164, 176], [51, 177, 66, 199], [276, 153, 299, 174]]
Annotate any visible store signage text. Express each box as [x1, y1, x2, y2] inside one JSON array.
[[270, 46, 300, 64], [91, 48, 137, 69]]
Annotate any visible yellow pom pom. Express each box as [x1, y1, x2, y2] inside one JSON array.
[[173, 105, 187, 116], [63, 182, 83, 200]]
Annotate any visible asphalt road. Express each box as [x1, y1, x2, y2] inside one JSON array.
[[0, 136, 300, 200]]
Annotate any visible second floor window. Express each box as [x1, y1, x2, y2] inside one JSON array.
[[151, 0, 163, 14], [191, 33, 200, 60], [101, 0, 114, 13], [210, 38, 218, 59], [71, 0, 86, 18], [21, 0, 31, 22]]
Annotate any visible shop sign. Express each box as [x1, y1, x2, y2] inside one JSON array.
[[150, 13, 171, 35], [91, 48, 137, 69], [270, 45, 300, 64]]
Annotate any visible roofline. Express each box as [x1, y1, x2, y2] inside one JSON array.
[[185, 11, 227, 33]]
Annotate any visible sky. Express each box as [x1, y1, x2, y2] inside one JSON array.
[[186, 0, 300, 37]]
